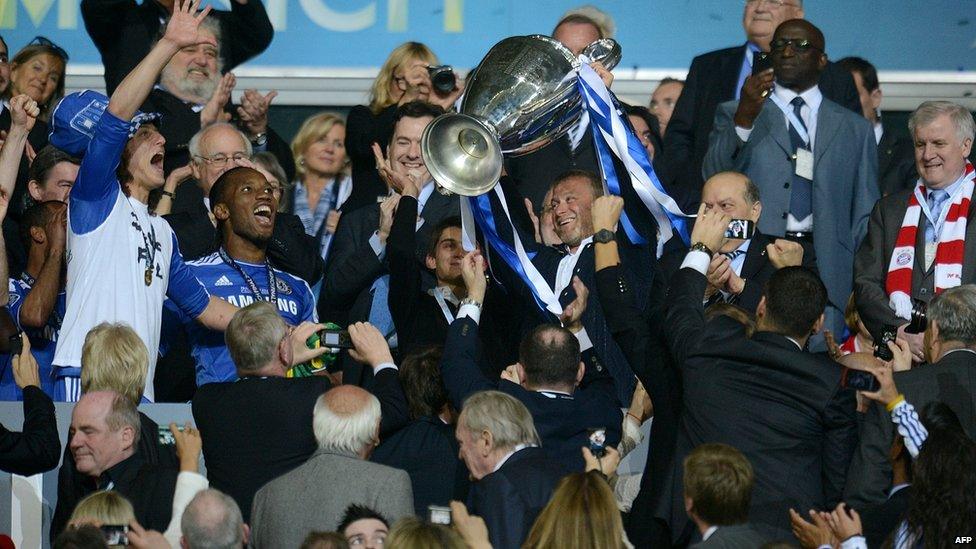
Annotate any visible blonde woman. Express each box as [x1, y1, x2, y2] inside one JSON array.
[[287, 113, 352, 261], [344, 42, 460, 211]]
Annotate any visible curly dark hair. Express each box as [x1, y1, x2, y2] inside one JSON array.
[[905, 429, 976, 548]]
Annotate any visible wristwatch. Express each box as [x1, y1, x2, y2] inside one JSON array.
[[690, 241, 714, 256], [250, 132, 268, 147], [459, 297, 483, 309], [593, 228, 615, 244]]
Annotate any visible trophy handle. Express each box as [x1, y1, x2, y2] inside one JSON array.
[[421, 113, 503, 197], [582, 38, 622, 71]]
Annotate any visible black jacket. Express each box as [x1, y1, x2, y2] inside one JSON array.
[[343, 105, 397, 213], [81, 0, 273, 95], [192, 373, 407, 522], [0, 385, 60, 476], [468, 447, 565, 549], [659, 44, 861, 203], [441, 315, 621, 473], [663, 267, 858, 542], [877, 126, 917, 196], [52, 412, 179, 540], [370, 416, 470, 514]]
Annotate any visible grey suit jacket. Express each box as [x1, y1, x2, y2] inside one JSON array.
[[691, 524, 768, 548], [854, 187, 976, 336], [704, 95, 879, 312], [845, 349, 976, 507], [249, 449, 414, 549]]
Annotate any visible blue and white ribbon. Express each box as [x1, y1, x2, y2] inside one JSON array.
[[577, 61, 691, 256]]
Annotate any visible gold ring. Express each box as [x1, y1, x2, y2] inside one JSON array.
[[760, 89, 770, 99]]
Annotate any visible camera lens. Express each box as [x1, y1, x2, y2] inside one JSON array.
[[428, 66, 456, 94]]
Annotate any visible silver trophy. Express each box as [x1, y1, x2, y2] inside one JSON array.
[[421, 35, 621, 196]]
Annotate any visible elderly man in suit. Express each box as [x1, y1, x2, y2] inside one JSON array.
[[660, 0, 860, 204], [458, 391, 566, 549], [657, 171, 814, 313], [846, 285, 976, 507], [854, 101, 976, 360], [704, 19, 878, 341], [249, 384, 414, 549]]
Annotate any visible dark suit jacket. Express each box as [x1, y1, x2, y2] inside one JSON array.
[[318, 189, 459, 328], [441, 316, 621, 473], [658, 231, 818, 313], [877, 127, 917, 196], [370, 416, 470, 513], [164, 203, 324, 285], [0, 386, 60, 476], [853, 187, 976, 337], [846, 350, 976, 507], [0, 110, 49, 277], [52, 412, 179, 540], [140, 88, 296, 192], [344, 105, 397, 213], [690, 524, 768, 548], [859, 485, 911, 548], [664, 267, 858, 541], [659, 43, 861, 202], [468, 447, 565, 549], [81, 0, 273, 95]]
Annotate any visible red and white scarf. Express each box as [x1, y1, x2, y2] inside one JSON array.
[[885, 162, 975, 319]]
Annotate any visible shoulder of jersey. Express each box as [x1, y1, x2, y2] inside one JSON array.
[[188, 252, 223, 268]]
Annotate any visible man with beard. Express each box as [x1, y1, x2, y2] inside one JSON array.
[[82, 0, 273, 96], [166, 166, 316, 385], [141, 14, 294, 214]]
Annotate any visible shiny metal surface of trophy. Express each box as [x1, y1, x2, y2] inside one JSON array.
[[422, 35, 621, 196]]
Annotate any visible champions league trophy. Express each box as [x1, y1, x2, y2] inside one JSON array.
[[421, 35, 621, 196]]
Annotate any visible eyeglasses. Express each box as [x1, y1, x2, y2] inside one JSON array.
[[744, 0, 798, 8], [770, 38, 823, 54], [194, 152, 250, 166], [28, 36, 69, 62]]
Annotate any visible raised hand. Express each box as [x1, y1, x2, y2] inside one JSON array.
[[9, 95, 39, 132], [372, 142, 418, 196], [12, 334, 40, 390], [789, 508, 836, 549], [591, 195, 624, 233], [590, 61, 614, 89], [287, 321, 328, 366], [162, 0, 215, 50], [690, 202, 730, 255], [767, 238, 804, 269], [237, 89, 278, 137], [347, 322, 395, 369], [200, 72, 235, 127], [826, 503, 863, 542], [460, 250, 487, 303], [170, 422, 202, 472], [734, 69, 774, 129], [376, 193, 401, 244]]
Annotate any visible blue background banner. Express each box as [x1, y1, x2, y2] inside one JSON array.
[[0, 0, 973, 71]]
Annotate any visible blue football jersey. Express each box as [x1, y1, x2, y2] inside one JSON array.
[[0, 277, 66, 400], [164, 252, 316, 386]]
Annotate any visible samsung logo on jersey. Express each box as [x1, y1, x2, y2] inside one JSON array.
[[225, 295, 299, 315]]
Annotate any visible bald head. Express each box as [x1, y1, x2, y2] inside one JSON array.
[[518, 324, 582, 390], [69, 391, 140, 477], [313, 386, 382, 456], [181, 489, 245, 548], [771, 19, 827, 92], [702, 172, 762, 252]]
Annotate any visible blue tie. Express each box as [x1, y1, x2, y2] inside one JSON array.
[[925, 189, 950, 242], [367, 275, 397, 345], [788, 96, 813, 220]]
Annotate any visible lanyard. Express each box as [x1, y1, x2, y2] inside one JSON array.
[[769, 92, 811, 147], [430, 288, 456, 324], [218, 248, 277, 305]]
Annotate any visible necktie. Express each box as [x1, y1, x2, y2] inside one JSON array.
[[723, 249, 746, 262], [367, 275, 397, 346], [925, 189, 950, 242], [788, 96, 813, 220]]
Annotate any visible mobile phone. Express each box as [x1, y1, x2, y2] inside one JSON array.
[[873, 323, 898, 362], [752, 51, 772, 75], [320, 328, 353, 349], [7, 333, 22, 357], [841, 368, 880, 392], [157, 424, 184, 446], [725, 219, 755, 240], [587, 427, 607, 458], [428, 505, 452, 525], [101, 524, 129, 545]]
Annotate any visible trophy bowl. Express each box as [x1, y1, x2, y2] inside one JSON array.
[[422, 35, 620, 196]]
